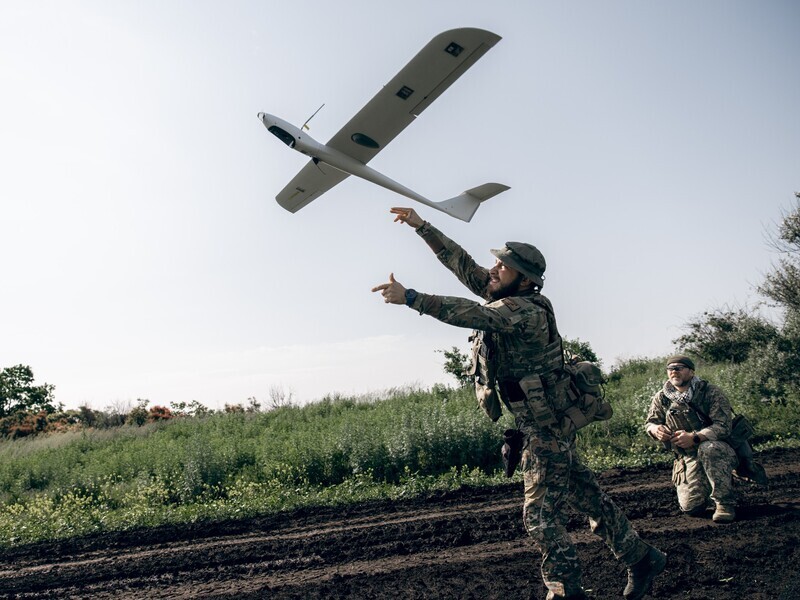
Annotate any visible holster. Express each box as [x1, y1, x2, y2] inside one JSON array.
[[502, 429, 525, 478]]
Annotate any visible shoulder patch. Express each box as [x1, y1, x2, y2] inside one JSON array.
[[501, 297, 521, 311]]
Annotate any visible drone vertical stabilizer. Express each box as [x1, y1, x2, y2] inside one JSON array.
[[433, 183, 510, 222]]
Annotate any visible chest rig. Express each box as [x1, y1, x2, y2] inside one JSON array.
[[471, 294, 564, 424], [662, 381, 708, 455]]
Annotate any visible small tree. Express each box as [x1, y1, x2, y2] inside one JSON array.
[[438, 337, 601, 388], [760, 193, 800, 315], [675, 194, 800, 402], [77, 405, 99, 427], [0, 365, 57, 418], [674, 307, 779, 363], [562, 338, 600, 364], [170, 400, 212, 418], [126, 399, 150, 426], [268, 385, 295, 410], [437, 346, 472, 388]]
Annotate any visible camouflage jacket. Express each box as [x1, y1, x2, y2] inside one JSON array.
[[408, 222, 564, 418], [645, 379, 733, 456]]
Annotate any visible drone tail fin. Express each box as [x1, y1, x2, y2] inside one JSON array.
[[434, 183, 510, 222]]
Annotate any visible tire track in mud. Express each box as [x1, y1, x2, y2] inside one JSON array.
[[1, 448, 799, 599]]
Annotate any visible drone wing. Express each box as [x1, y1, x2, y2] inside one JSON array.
[[276, 162, 350, 213], [276, 27, 502, 212]]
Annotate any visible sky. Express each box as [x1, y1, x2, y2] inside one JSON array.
[[1, 1, 798, 411]]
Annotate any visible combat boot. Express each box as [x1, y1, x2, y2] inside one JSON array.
[[712, 505, 736, 523], [623, 545, 666, 600]]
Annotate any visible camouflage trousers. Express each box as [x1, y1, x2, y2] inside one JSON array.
[[521, 440, 648, 598], [672, 440, 738, 513]]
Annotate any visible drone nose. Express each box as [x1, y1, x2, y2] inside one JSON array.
[[257, 112, 265, 120]]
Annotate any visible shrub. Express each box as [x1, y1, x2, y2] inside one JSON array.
[[674, 307, 779, 363], [126, 400, 150, 427]]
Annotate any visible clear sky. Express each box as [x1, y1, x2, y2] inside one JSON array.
[[2, 1, 798, 411]]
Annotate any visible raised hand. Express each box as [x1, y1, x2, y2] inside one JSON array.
[[390, 207, 423, 228]]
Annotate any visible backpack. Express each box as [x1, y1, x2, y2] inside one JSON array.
[[558, 360, 614, 437], [526, 295, 613, 436], [685, 383, 768, 486]]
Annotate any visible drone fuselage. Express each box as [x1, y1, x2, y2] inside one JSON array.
[[258, 112, 430, 206]]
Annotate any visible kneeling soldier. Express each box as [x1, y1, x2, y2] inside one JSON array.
[[645, 356, 738, 523]]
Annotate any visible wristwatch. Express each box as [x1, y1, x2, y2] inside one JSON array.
[[404, 288, 418, 307], [692, 432, 701, 445]]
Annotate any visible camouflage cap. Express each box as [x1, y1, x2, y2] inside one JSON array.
[[666, 355, 695, 370], [490, 242, 546, 288]]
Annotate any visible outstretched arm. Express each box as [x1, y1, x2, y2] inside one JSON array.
[[372, 273, 539, 334], [389, 207, 490, 299]]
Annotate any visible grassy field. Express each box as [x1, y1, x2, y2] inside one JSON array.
[[1, 357, 798, 548]]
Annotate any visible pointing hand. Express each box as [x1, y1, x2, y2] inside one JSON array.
[[371, 272, 407, 304]]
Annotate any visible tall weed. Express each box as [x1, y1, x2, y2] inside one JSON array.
[[1, 366, 797, 548]]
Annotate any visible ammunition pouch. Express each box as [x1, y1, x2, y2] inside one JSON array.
[[519, 374, 559, 429], [672, 456, 688, 486], [471, 331, 501, 421], [496, 378, 559, 455], [499, 377, 558, 429], [501, 428, 525, 478], [475, 382, 502, 422]]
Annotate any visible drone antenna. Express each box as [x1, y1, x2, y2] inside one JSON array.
[[302, 104, 325, 131]]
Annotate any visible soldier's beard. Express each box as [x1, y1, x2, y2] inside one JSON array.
[[488, 273, 524, 300]]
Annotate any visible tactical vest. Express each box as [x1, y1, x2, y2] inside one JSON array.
[[471, 293, 564, 422], [662, 381, 708, 456]]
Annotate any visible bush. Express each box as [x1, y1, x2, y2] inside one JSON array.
[[126, 400, 150, 427], [674, 308, 779, 363], [563, 338, 600, 364], [0, 411, 49, 439]]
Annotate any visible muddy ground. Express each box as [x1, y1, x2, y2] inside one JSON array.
[[1, 447, 798, 599]]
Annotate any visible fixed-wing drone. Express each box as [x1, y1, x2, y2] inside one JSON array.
[[258, 28, 508, 222]]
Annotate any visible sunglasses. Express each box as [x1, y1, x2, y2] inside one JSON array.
[[666, 365, 689, 372]]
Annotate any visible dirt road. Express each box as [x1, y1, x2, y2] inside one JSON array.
[[1, 447, 799, 599]]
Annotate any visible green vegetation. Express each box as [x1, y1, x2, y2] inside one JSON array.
[[1, 357, 799, 549], [0, 385, 505, 547], [2, 196, 798, 549]]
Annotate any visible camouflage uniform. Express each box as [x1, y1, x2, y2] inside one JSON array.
[[645, 378, 738, 513], [409, 222, 649, 599]]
